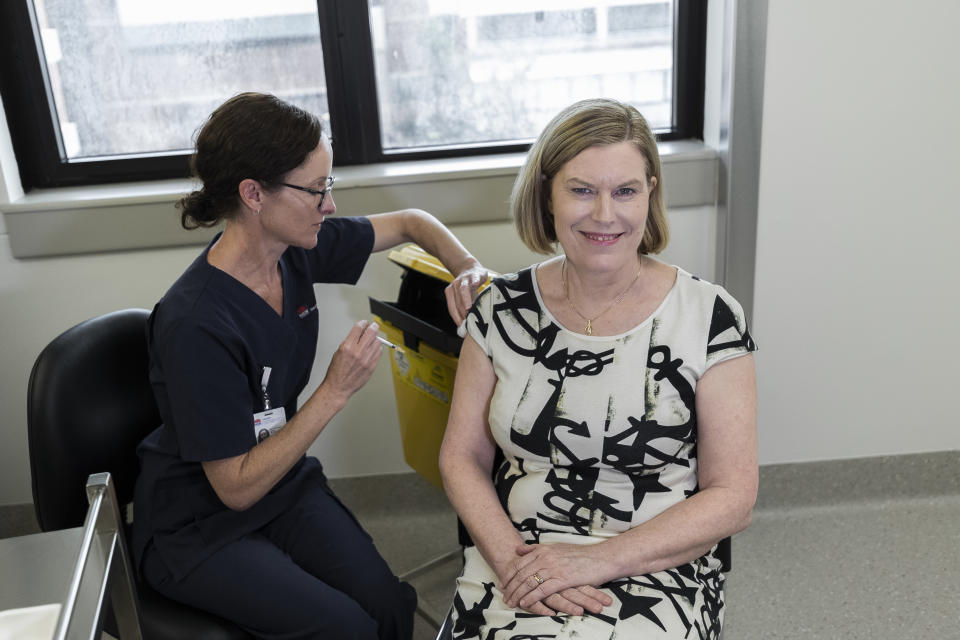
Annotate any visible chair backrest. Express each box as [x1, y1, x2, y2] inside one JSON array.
[[27, 308, 159, 532]]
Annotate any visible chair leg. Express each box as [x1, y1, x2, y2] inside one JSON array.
[[433, 606, 453, 640]]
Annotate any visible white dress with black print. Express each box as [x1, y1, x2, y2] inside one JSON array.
[[451, 262, 756, 640]]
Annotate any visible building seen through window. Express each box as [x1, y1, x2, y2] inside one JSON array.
[[370, 0, 673, 152], [34, 0, 329, 160]]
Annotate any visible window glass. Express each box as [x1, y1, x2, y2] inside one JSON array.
[[368, 0, 674, 152], [33, 0, 328, 160]]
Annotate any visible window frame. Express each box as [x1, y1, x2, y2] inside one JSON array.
[[0, 0, 706, 191]]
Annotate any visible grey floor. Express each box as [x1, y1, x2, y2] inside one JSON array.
[[3, 451, 958, 640]]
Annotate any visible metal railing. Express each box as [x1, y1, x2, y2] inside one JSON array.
[[53, 472, 143, 640]]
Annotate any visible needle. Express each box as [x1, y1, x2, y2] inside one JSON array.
[[377, 335, 402, 351]]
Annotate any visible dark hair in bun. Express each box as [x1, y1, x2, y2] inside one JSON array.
[[178, 92, 324, 230]]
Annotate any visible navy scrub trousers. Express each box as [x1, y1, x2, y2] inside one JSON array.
[[142, 482, 416, 640]]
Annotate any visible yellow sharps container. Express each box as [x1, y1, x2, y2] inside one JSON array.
[[369, 245, 491, 488]]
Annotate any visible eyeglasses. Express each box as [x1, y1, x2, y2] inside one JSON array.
[[281, 176, 335, 207]]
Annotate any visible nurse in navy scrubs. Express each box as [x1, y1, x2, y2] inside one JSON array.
[[131, 92, 487, 640]]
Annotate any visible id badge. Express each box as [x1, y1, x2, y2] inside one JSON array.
[[253, 408, 287, 443]]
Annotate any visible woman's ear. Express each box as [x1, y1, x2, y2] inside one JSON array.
[[648, 175, 658, 192], [238, 178, 264, 214]]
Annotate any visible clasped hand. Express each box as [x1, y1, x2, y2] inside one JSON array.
[[498, 542, 613, 617]]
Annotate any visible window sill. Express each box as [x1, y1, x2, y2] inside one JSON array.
[[1, 141, 717, 259]]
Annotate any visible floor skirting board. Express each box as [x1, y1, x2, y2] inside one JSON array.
[[755, 450, 960, 510]]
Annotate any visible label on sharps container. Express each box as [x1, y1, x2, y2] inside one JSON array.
[[389, 348, 454, 406], [392, 349, 412, 378]]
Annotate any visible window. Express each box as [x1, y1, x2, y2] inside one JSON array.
[[0, 0, 705, 190]]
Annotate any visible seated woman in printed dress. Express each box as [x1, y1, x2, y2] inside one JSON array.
[[438, 98, 758, 640]]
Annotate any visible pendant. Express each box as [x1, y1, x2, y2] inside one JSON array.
[[585, 320, 593, 335]]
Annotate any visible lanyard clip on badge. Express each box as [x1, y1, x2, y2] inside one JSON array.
[[261, 366, 272, 410]]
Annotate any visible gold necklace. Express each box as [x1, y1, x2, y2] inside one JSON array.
[[561, 257, 642, 335]]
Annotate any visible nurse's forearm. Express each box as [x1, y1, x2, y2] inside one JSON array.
[[394, 209, 482, 277], [204, 317, 384, 510], [414, 220, 483, 279], [202, 386, 348, 511]]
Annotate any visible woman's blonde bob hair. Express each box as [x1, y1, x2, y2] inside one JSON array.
[[511, 98, 668, 255]]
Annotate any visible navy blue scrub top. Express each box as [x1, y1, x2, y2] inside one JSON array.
[[132, 216, 375, 581]]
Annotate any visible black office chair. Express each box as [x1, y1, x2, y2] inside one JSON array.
[[27, 308, 251, 640]]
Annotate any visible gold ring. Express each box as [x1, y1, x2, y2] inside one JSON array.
[[532, 572, 545, 585]]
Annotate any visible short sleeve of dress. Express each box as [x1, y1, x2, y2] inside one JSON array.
[[304, 216, 375, 284], [704, 285, 758, 371], [156, 317, 254, 462], [464, 283, 496, 357]]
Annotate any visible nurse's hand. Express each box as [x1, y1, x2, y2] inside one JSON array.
[[320, 320, 384, 402], [445, 264, 487, 327]]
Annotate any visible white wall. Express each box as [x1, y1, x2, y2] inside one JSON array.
[[753, 1, 960, 463]]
